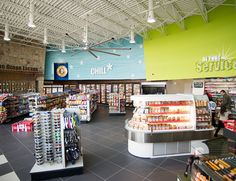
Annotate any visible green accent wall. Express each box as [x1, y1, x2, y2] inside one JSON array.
[[144, 3, 236, 81]]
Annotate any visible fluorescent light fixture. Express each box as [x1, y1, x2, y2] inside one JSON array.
[[43, 28, 48, 45], [28, 1, 36, 28], [82, 25, 88, 43], [147, 0, 156, 23], [61, 40, 66, 53], [129, 30, 135, 44], [4, 24, 10, 41]]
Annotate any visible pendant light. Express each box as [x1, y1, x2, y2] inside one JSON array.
[[43, 28, 48, 45], [129, 29, 135, 44], [61, 40, 66, 53], [4, 24, 10, 41], [147, 0, 156, 23], [28, 0, 36, 28]]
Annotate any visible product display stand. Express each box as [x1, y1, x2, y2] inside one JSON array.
[[125, 94, 214, 158], [66, 92, 97, 122], [108, 93, 126, 115], [194, 95, 214, 130], [0, 93, 30, 123], [30, 109, 83, 180]]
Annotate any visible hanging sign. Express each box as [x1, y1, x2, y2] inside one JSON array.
[[54, 63, 68, 80]]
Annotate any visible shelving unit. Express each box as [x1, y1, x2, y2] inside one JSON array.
[[30, 109, 83, 180], [0, 94, 30, 123], [0, 94, 8, 123], [66, 92, 97, 122], [108, 93, 126, 115], [205, 78, 236, 122], [37, 93, 67, 111], [125, 84, 133, 106], [192, 156, 236, 181], [125, 94, 214, 158], [194, 95, 213, 130]]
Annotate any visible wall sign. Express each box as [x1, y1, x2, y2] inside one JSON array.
[[54, 63, 68, 80], [90, 63, 113, 75], [45, 36, 146, 80], [144, 5, 236, 80], [0, 64, 39, 72], [195, 55, 236, 73], [193, 82, 203, 88]]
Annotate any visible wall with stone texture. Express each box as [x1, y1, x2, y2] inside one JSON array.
[[0, 40, 46, 93]]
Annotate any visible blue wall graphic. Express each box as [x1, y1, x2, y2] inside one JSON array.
[[44, 36, 146, 80]]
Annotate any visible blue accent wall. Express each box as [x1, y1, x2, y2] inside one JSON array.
[[44, 36, 146, 80]]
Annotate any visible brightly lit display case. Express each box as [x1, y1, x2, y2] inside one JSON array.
[[125, 94, 214, 158]]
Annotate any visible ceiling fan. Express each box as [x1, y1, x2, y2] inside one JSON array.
[[64, 33, 131, 59]]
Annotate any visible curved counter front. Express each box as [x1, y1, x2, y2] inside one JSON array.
[[125, 126, 214, 158]]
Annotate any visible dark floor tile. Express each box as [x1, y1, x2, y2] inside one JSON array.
[[170, 155, 189, 164], [108, 142, 128, 153], [83, 152, 105, 169], [107, 169, 144, 181], [125, 159, 156, 177], [9, 154, 35, 171], [148, 167, 177, 181], [65, 170, 103, 181], [94, 147, 120, 160], [0, 163, 13, 176], [4, 145, 31, 162], [145, 157, 167, 167], [89, 161, 121, 179], [44, 178, 63, 181], [160, 158, 186, 174], [108, 153, 136, 167], [15, 165, 32, 181]]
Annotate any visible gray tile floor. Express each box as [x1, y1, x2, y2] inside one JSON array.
[[0, 105, 189, 181]]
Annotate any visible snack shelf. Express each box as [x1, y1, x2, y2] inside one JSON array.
[[66, 92, 98, 122]]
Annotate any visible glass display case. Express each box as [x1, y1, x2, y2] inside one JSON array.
[[125, 94, 214, 158]]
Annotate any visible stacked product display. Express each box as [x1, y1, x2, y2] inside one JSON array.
[[125, 94, 214, 158], [194, 95, 213, 130], [128, 98, 194, 132], [125, 84, 132, 106], [0, 94, 30, 123], [66, 92, 97, 122], [108, 93, 126, 114], [36, 93, 67, 111], [30, 109, 83, 180], [0, 94, 8, 123], [192, 156, 236, 181]]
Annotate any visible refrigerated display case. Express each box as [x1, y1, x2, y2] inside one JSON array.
[[125, 84, 132, 106], [125, 94, 214, 158], [101, 84, 106, 104], [112, 84, 118, 93], [108, 93, 126, 114], [194, 95, 213, 130], [133, 84, 141, 95], [106, 84, 112, 105]]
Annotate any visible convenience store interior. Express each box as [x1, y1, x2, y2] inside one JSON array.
[[0, 0, 236, 181]]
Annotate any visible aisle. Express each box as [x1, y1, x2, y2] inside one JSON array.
[[0, 105, 187, 181]]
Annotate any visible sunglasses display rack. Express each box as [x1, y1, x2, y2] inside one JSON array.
[[66, 92, 97, 122], [30, 109, 83, 180]]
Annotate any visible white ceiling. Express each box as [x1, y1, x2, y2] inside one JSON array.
[[0, 0, 228, 49]]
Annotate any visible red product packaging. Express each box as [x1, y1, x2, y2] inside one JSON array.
[[11, 119, 33, 132], [224, 120, 236, 132]]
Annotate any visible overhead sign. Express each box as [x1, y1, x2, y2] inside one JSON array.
[[54, 63, 68, 80]]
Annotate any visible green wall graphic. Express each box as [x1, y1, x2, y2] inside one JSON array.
[[144, 3, 236, 81]]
